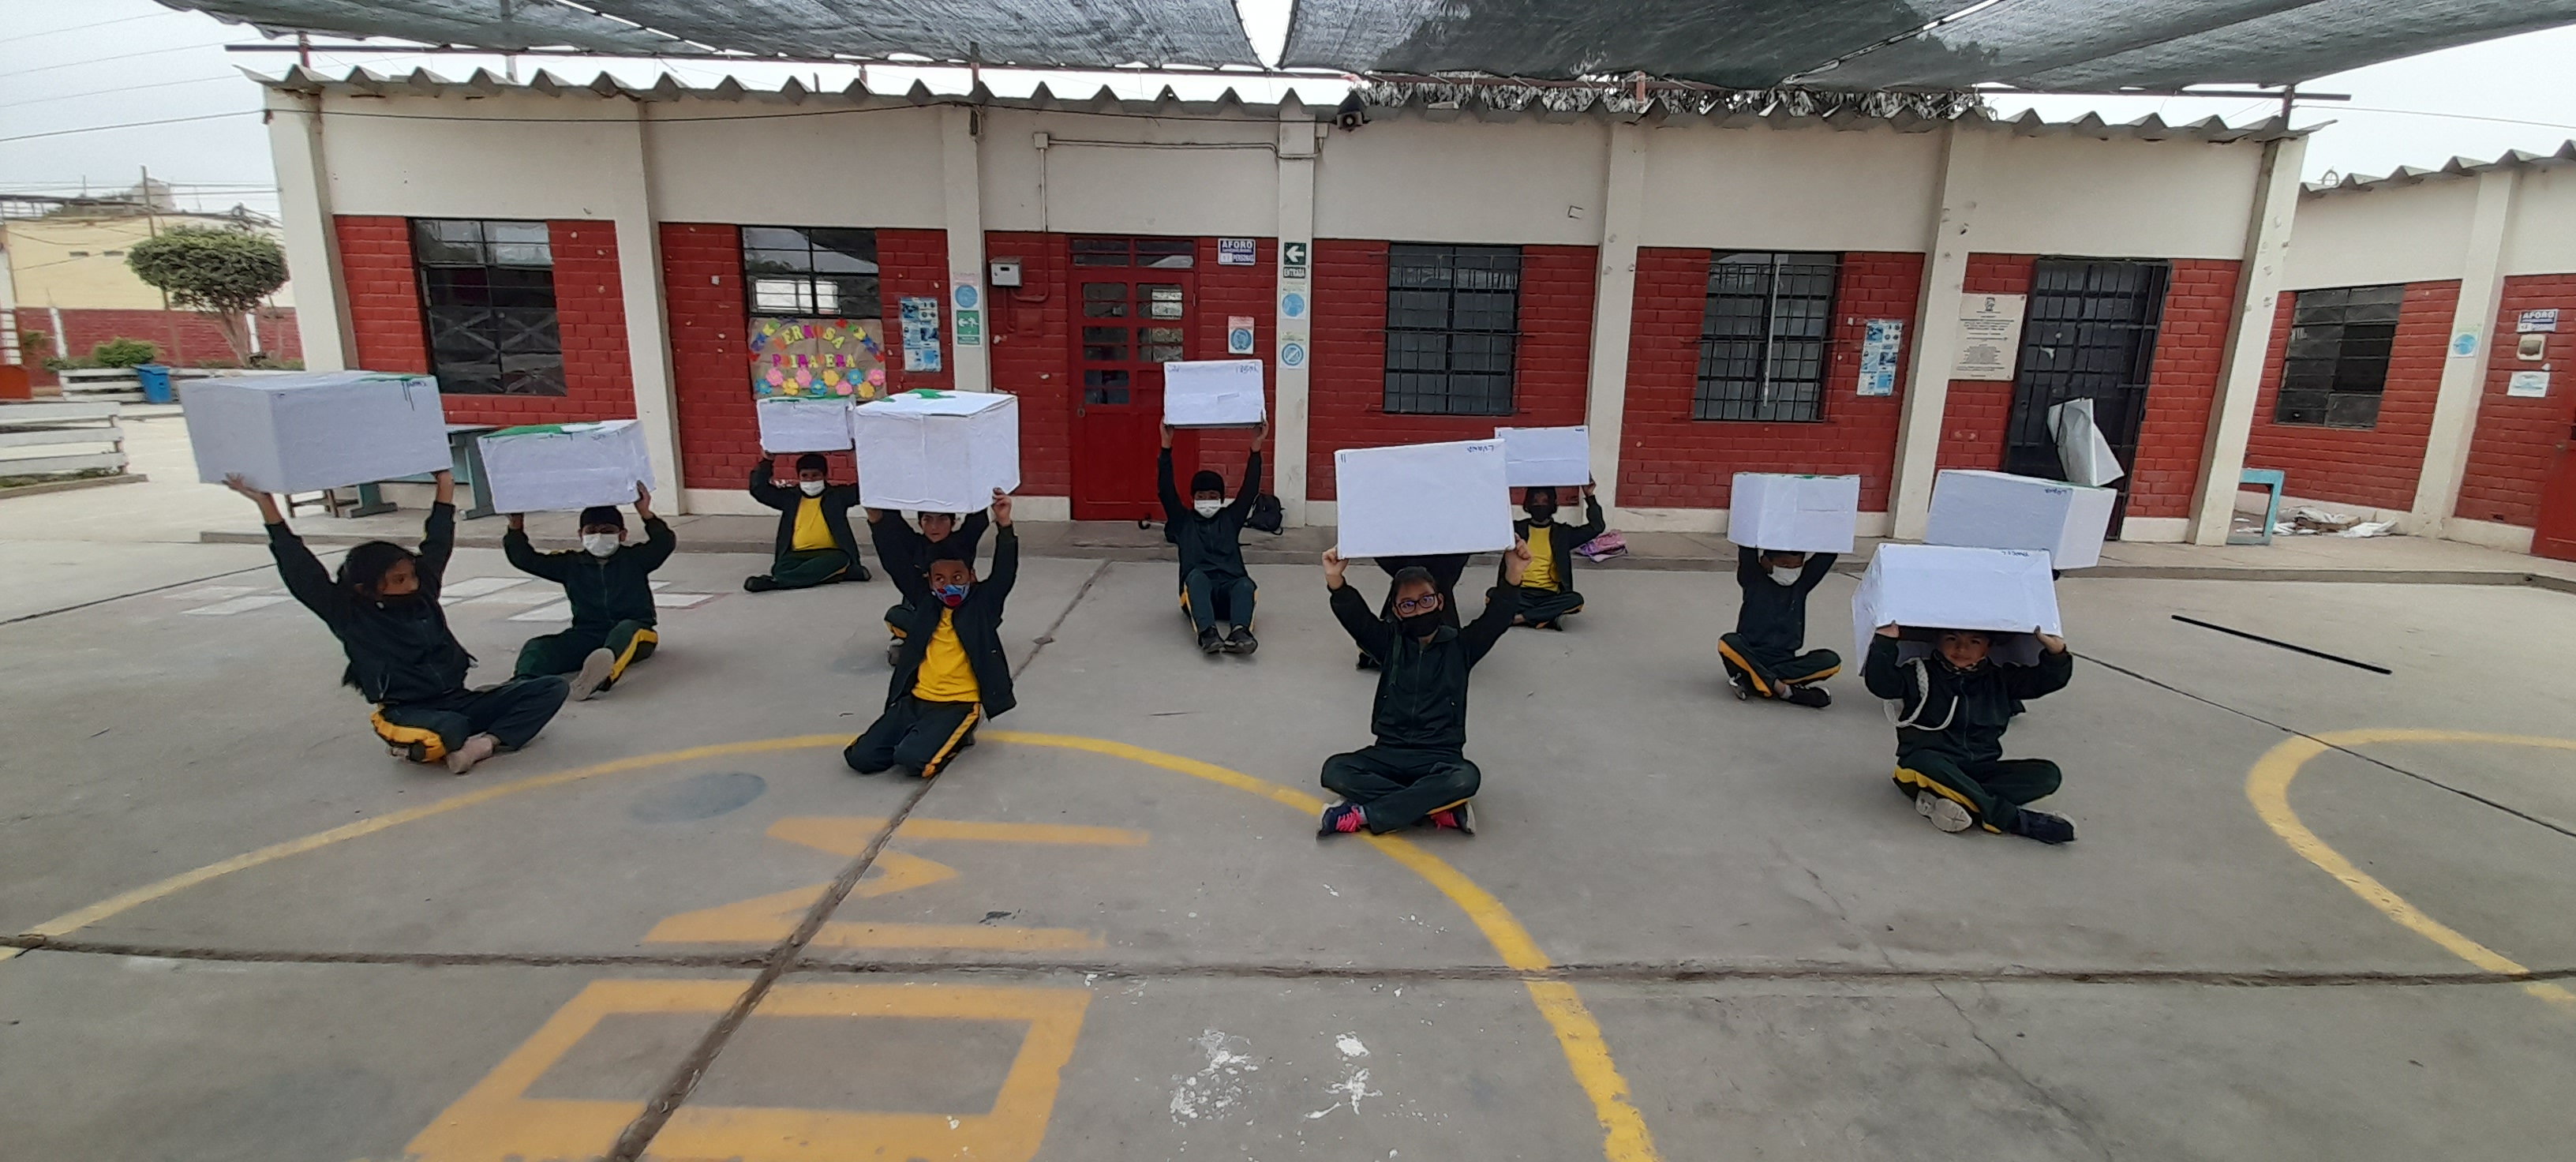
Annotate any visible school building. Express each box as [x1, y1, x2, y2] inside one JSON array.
[[264, 68, 2334, 549]]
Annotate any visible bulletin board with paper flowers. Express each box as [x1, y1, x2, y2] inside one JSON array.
[[748, 317, 888, 401]]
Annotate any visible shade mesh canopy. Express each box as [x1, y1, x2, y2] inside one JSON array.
[[1282, 0, 2576, 89], [155, 0, 1262, 68]]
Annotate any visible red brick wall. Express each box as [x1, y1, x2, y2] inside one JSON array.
[[35, 306, 301, 384], [337, 215, 429, 375], [662, 223, 953, 489], [2244, 279, 2458, 512], [1935, 253, 2034, 471], [1306, 240, 1594, 500], [987, 231, 1073, 498], [2126, 258, 2240, 519], [2457, 273, 2576, 527], [1617, 248, 1921, 509]]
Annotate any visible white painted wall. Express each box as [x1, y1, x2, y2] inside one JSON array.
[[2284, 179, 2479, 289], [1971, 134, 2262, 260], [2503, 163, 2576, 276], [321, 93, 642, 219], [1314, 117, 1611, 245], [647, 102, 949, 228], [979, 108, 1279, 238], [1638, 122, 1943, 252]]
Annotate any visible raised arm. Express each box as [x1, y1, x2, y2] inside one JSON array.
[[1568, 491, 1605, 545], [501, 524, 572, 583], [1795, 551, 1838, 593], [1737, 545, 1763, 585], [1327, 562, 1394, 661], [1226, 449, 1265, 519], [2005, 636, 2076, 700], [232, 474, 346, 626], [981, 491, 1018, 602], [1861, 631, 1911, 700], [414, 471, 457, 598], [1460, 585, 1523, 665], [958, 509, 990, 556], [871, 513, 931, 605], [747, 458, 792, 511], [1156, 443, 1185, 523]]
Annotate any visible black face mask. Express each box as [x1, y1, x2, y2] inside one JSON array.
[[1398, 610, 1444, 638], [374, 591, 425, 611], [1524, 504, 1556, 523]]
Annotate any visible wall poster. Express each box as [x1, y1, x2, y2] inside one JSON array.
[[750, 317, 886, 399]]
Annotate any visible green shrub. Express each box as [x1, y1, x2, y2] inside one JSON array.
[[91, 338, 161, 368]]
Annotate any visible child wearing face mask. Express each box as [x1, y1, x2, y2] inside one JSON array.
[[846, 490, 1020, 779], [1719, 546, 1840, 708], [744, 453, 874, 592], [227, 470, 569, 775], [504, 483, 675, 701], [1157, 422, 1268, 655], [867, 506, 990, 664], [1863, 624, 2076, 844], [1504, 482, 1604, 630]]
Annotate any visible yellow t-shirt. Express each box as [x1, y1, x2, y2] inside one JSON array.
[[791, 497, 834, 552], [1522, 524, 1557, 591], [913, 608, 982, 703]]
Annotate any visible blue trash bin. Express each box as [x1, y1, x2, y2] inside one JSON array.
[[135, 364, 174, 404]]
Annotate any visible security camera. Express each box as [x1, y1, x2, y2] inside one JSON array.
[[1333, 92, 1369, 131]]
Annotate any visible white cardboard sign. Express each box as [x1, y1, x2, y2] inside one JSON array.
[[183, 371, 451, 494], [1852, 544, 2062, 663], [1495, 425, 1591, 487], [757, 397, 856, 453], [1334, 440, 1516, 558], [852, 390, 1021, 513], [1923, 469, 2118, 570], [478, 420, 657, 513], [1163, 359, 1267, 427], [1727, 474, 1860, 553]]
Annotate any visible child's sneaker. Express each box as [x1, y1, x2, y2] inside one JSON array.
[[1225, 626, 1258, 655], [1782, 684, 1832, 710], [568, 647, 616, 701], [2008, 809, 2077, 845], [1317, 801, 1368, 835], [1914, 790, 1974, 834], [1728, 673, 1751, 701], [1426, 803, 1477, 835], [1199, 628, 1224, 654]]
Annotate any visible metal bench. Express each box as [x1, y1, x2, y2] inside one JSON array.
[[0, 400, 127, 479]]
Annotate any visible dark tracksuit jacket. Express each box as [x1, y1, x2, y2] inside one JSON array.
[[1500, 495, 1604, 624], [748, 459, 868, 583], [1322, 581, 1519, 831], [874, 510, 990, 638], [846, 526, 1020, 776], [1862, 635, 2075, 828], [1720, 547, 1840, 692], [1159, 448, 1264, 628], [504, 516, 676, 679], [269, 503, 565, 759]]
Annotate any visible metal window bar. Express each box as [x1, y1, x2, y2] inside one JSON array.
[[1694, 252, 1838, 422], [1998, 258, 2171, 487], [2275, 283, 2402, 429], [412, 218, 564, 397], [1383, 243, 1521, 415]]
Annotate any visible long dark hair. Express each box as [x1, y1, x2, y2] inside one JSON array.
[[337, 540, 414, 594]]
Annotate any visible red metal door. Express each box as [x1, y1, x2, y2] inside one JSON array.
[[1069, 238, 1195, 520], [2533, 411, 2576, 560]]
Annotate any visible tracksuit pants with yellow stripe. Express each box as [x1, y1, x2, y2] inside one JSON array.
[[514, 620, 657, 689], [372, 677, 570, 763], [1717, 632, 1840, 697], [845, 695, 980, 778], [1894, 753, 2063, 832]]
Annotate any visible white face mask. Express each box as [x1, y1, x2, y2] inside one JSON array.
[[1769, 565, 1803, 587], [1193, 499, 1224, 518], [799, 480, 827, 497], [582, 532, 620, 558]]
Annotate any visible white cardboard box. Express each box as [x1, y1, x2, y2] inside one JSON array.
[[1495, 425, 1590, 487], [182, 371, 450, 494], [1923, 470, 2118, 569], [1163, 359, 1266, 427], [1333, 440, 1516, 558], [757, 397, 856, 453], [1727, 473, 1860, 554], [1851, 544, 2061, 662], [852, 390, 1022, 513], [477, 420, 657, 513]]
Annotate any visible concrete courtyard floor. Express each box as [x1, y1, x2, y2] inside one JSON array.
[[5, 464, 2576, 1159]]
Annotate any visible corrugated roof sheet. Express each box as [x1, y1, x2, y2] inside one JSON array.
[[253, 65, 2311, 142], [2308, 140, 2576, 194]]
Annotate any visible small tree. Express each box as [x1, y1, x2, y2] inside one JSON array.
[[125, 226, 288, 363]]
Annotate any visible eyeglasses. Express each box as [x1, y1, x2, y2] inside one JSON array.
[[1394, 594, 1443, 615]]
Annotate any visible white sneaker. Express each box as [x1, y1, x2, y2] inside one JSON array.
[[568, 647, 616, 702], [1915, 789, 1974, 834]]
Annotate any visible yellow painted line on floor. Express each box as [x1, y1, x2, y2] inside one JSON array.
[[990, 729, 1665, 1162], [2247, 728, 2576, 1013], [8, 729, 1664, 1162]]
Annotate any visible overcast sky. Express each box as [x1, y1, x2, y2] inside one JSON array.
[[5, 0, 2574, 219]]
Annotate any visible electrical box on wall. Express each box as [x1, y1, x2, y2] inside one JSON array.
[[2519, 334, 2547, 362], [989, 259, 1024, 287]]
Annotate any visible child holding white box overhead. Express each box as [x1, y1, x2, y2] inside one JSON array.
[[1159, 421, 1268, 655], [1504, 482, 1604, 630], [503, 485, 674, 701], [1863, 624, 2077, 844], [1719, 473, 1859, 708], [846, 490, 1019, 780], [744, 454, 875, 591]]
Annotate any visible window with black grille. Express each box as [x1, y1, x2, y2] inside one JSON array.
[[742, 227, 881, 319], [411, 219, 562, 395], [1695, 252, 1839, 422], [2275, 284, 2402, 429], [1384, 244, 1520, 415]]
